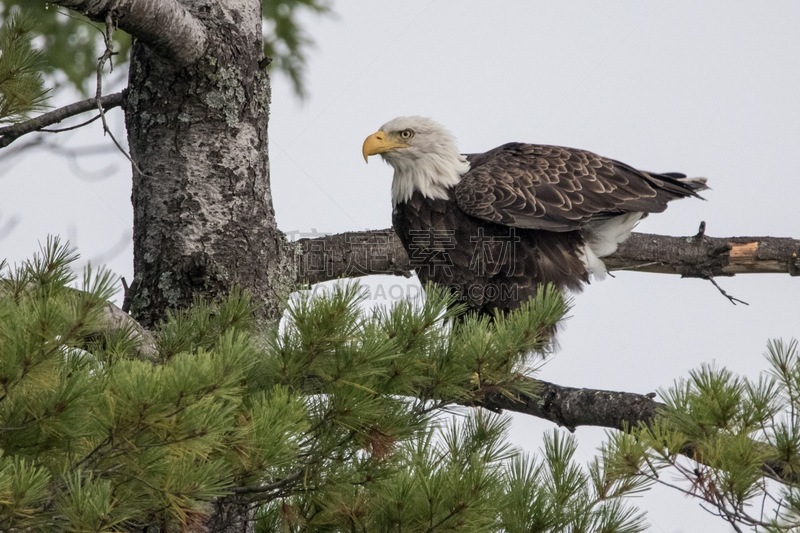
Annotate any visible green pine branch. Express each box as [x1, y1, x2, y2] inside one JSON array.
[[5, 239, 798, 531], [601, 338, 800, 530], [0, 12, 49, 123], [0, 238, 650, 532]]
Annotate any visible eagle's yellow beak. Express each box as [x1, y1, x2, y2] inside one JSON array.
[[362, 131, 408, 163]]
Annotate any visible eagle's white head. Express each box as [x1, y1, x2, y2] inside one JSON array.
[[362, 116, 470, 206]]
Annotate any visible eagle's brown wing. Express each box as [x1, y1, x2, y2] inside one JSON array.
[[455, 143, 704, 232]]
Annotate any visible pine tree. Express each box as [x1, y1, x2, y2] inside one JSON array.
[[602, 339, 800, 531], [0, 239, 653, 531]]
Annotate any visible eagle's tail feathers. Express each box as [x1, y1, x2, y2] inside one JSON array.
[[676, 175, 709, 192]]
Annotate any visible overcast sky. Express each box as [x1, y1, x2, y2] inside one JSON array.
[[2, 2, 800, 531]]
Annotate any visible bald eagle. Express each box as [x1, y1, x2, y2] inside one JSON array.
[[363, 116, 706, 316]]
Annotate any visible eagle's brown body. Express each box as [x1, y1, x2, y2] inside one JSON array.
[[364, 117, 707, 316], [393, 188, 587, 315]]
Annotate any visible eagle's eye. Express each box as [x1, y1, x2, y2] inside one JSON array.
[[399, 129, 414, 140]]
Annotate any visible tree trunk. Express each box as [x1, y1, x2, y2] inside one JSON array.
[[122, 0, 294, 328]]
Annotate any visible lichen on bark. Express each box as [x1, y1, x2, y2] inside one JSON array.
[[123, 1, 294, 328]]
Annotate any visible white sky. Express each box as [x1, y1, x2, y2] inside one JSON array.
[[2, 2, 800, 531]]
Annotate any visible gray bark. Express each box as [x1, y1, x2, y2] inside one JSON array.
[[51, 0, 295, 329], [120, 0, 294, 328], [482, 379, 662, 432], [50, 0, 207, 65]]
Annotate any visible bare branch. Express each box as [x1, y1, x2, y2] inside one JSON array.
[[48, 0, 208, 65], [706, 277, 749, 306], [292, 229, 410, 285], [292, 229, 800, 286], [605, 232, 800, 277], [481, 378, 660, 432], [478, 376, 800, 485], [88, 13, 146, 177], [0, 91, 126, 148]]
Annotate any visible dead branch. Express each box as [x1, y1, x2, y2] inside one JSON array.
[[0, 91, 126, 148], [292, 229, 800, 285], [482, 378, 660, 432], [479, 377, 798, 484]]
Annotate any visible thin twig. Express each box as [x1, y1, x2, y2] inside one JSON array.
[[91, 12, 148, 178], [41, 113, 102, 133], [97, 12, 117, 99], [706, 277, 750, 306]]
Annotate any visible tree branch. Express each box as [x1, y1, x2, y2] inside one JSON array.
[[292, 229, 800, 285], [48, 0, 208, 65], [482, 378, 660, 432], [0, 91, 126, 148], [479, 377, 799, 484], [604, 232, 800, 277]]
